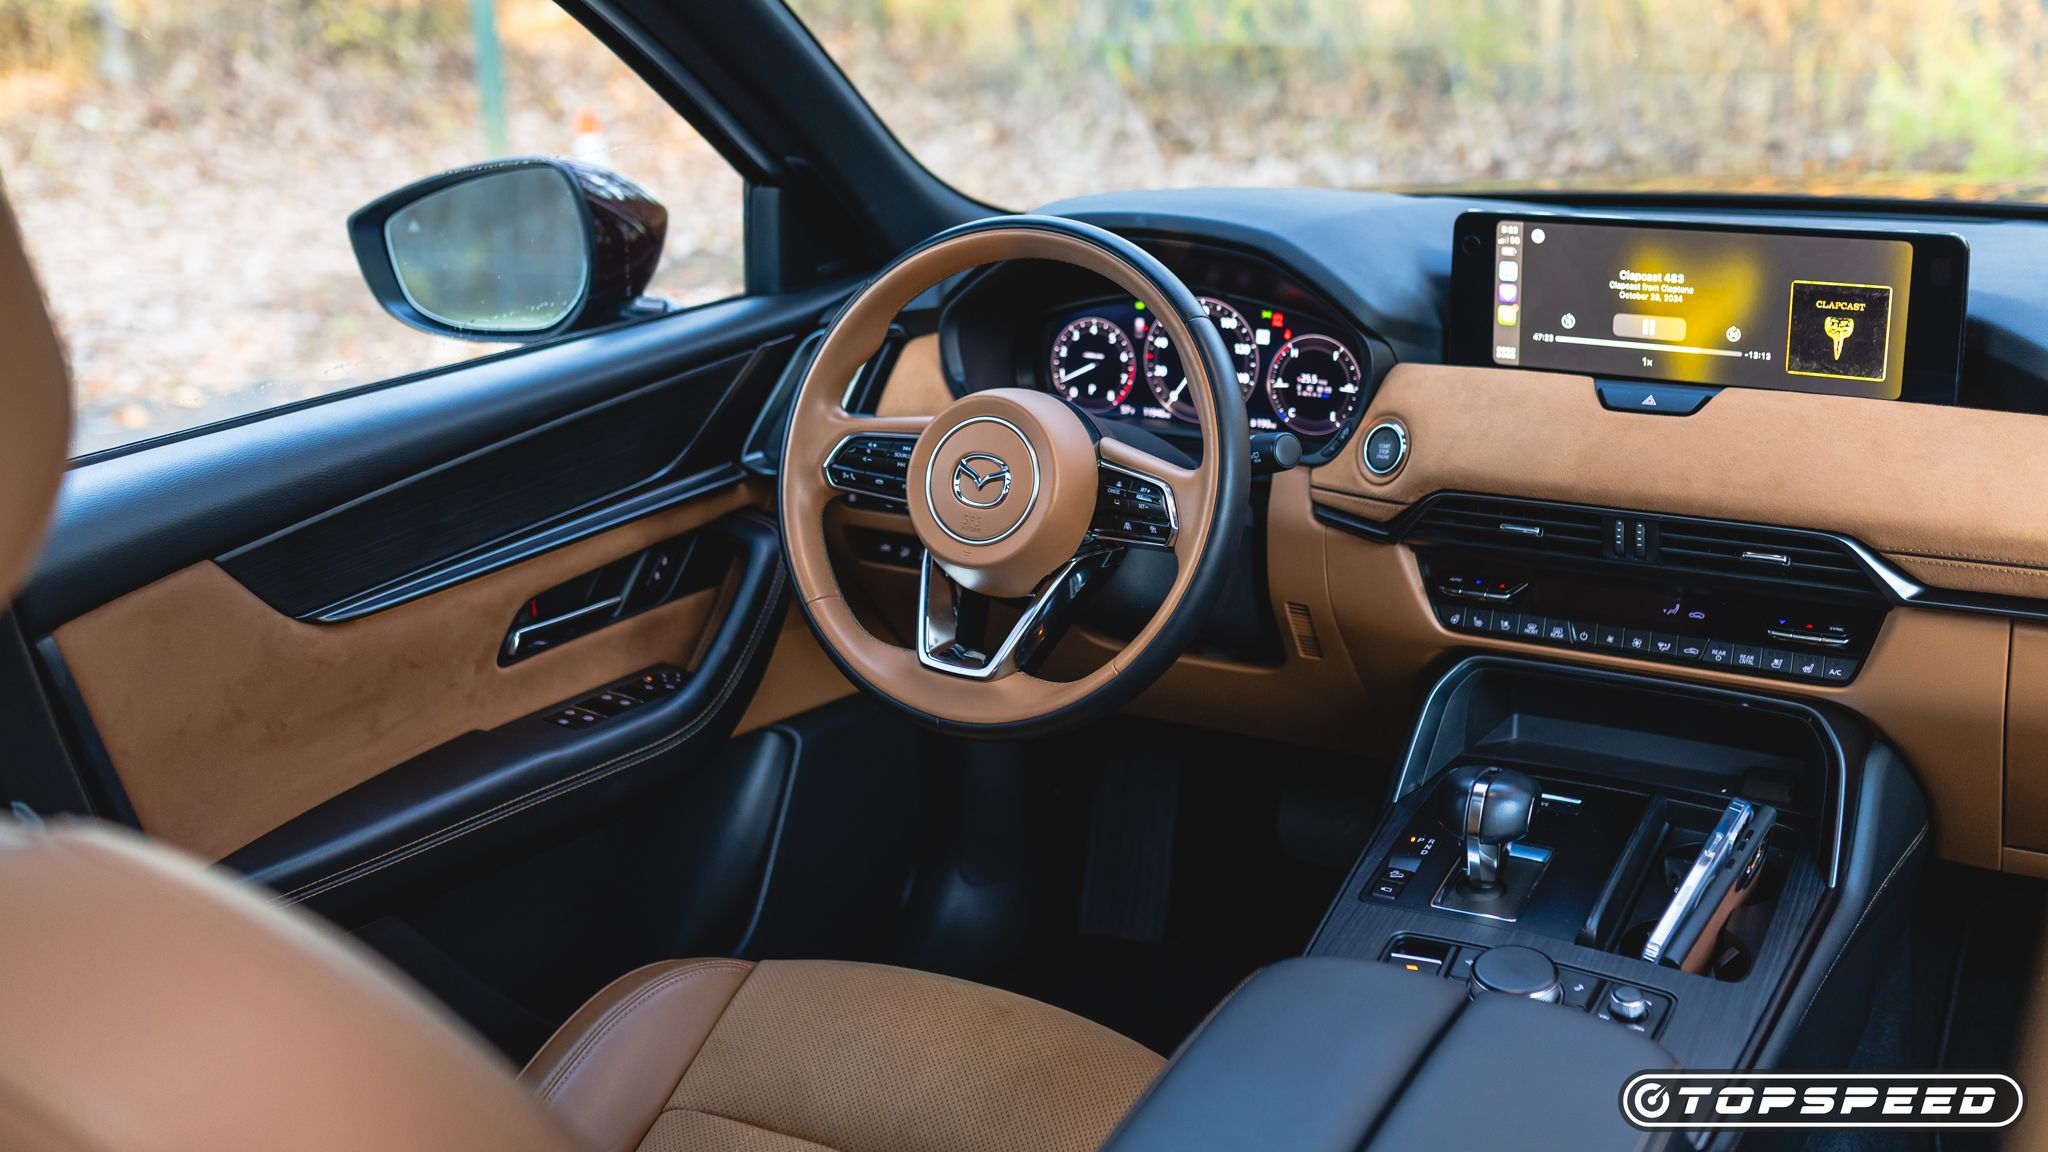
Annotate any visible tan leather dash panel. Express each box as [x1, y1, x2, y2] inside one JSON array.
[[52, 485, 755, 861], [1311, 364, 2048, 598], [873, 333, 954, 417]]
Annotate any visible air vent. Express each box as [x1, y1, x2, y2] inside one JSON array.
[[1285, 602, 1323, 659], [1655, 521, 1871, 593], [1408, 497, 1608, 560], [1407, 495, 1878, 596]]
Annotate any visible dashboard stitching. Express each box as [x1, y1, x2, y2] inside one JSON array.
[[1886, 551, 2048, 573]]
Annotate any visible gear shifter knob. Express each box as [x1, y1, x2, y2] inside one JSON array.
[[1441, 765, 1538, 890]]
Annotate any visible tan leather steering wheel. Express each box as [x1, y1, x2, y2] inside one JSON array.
[[780, 215, 1249, 735]]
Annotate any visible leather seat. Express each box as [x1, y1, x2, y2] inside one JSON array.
[[0, 819, 1162, 1152], [0, 166, 1161, 1152]]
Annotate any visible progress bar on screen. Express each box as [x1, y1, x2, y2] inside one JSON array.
[[1548, 334, 1743, 357]]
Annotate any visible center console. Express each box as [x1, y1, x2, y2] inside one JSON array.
[[1101, 657, 1927, 1152], [1322, 659, 1924, 1142]]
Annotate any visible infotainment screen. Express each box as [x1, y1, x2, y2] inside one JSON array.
[[1449, 214, 1968, 402]]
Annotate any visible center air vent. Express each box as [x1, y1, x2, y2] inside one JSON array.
[[1406, 497, 1607, 560], [1654, 521, 1870, 593], [1408, 496, 1877, 596]]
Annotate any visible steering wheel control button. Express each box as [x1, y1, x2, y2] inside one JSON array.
[[1360, 419, 1408, 477], [825, 433, 916, 502], [1595, 380, 1717, 416], [1092, 464, 1178, 547]]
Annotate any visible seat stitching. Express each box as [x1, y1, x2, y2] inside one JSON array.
[[275, 532, 782, 903], [538, 960, 754, 1102]]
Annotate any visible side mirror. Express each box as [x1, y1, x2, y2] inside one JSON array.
[[348, 158, 668, 342]]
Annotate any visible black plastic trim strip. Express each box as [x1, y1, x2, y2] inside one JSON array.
[[223, 512, 787, 911], [309, 466, 746, 622], [28, 635, 136, 829]]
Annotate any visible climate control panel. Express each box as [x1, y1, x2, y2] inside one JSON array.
[[1421, 552, 1884, 684]]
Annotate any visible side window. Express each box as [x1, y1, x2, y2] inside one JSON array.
[[2, 1, 744, 457]]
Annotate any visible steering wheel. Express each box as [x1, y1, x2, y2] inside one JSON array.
[[780, 215, 1249, 736]]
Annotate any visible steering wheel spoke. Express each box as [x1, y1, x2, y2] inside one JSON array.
[[917, 546, 1120, 680]]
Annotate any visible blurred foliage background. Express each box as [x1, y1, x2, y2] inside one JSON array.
[[0, 0, 742, 455], [5, 0, 2047, 452], [790, 0, 2048, 205]]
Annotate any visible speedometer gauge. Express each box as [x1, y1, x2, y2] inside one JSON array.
[[1142, 297, 1258, 421], [1049, 316, 1137, 412], [1265, 334, 1362, 436]]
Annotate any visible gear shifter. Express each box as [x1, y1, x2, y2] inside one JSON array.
[[1440, 765, 1539, 891]]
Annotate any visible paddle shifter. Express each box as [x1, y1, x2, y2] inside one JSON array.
[[1441, 765, 1539, 890]]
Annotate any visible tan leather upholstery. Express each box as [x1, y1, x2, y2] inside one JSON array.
[[523, 958, 1166, 1152], [0, 187, 71, 601], [0, 819, 583, 1152], [0, 817, 1159, 1152]]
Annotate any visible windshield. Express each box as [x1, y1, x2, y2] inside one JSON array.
[[788, 1, 2047, 209]]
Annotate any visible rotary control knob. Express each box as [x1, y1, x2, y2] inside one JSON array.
[[1468, 945, 1562, 1003], [1606, 984, 1651, 1023]]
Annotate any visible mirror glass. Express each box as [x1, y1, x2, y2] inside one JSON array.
[[384, 166, 587, 333]]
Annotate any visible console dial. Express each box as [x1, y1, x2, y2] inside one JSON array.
[[1265, 334, 1362, 436], [1049, 316, 1137, 412], [1142, 297, 1258, 421]]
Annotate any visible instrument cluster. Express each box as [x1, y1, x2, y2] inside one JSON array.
[[1043, 295, 1366, 440]]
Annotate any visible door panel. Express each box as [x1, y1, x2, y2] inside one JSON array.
[[50, 484, 753, 861], [17, 280, 849, 916]]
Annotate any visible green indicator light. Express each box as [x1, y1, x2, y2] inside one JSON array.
[[1261, 309, 1273, 319], [1132, 300, 1145, 310]]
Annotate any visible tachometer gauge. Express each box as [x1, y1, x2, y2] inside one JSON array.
[[1049, 316, 1137, 412], [1265, 334, 1362, 436], [1141, 297, 1258, 421]]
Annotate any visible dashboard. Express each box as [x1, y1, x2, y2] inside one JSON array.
[[868, 186, 2048, 879]]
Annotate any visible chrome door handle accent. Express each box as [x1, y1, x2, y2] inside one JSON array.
[[503, 595, 622, 659]]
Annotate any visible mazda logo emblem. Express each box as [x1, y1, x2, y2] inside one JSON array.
[[952, 453, 1012, 508]]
